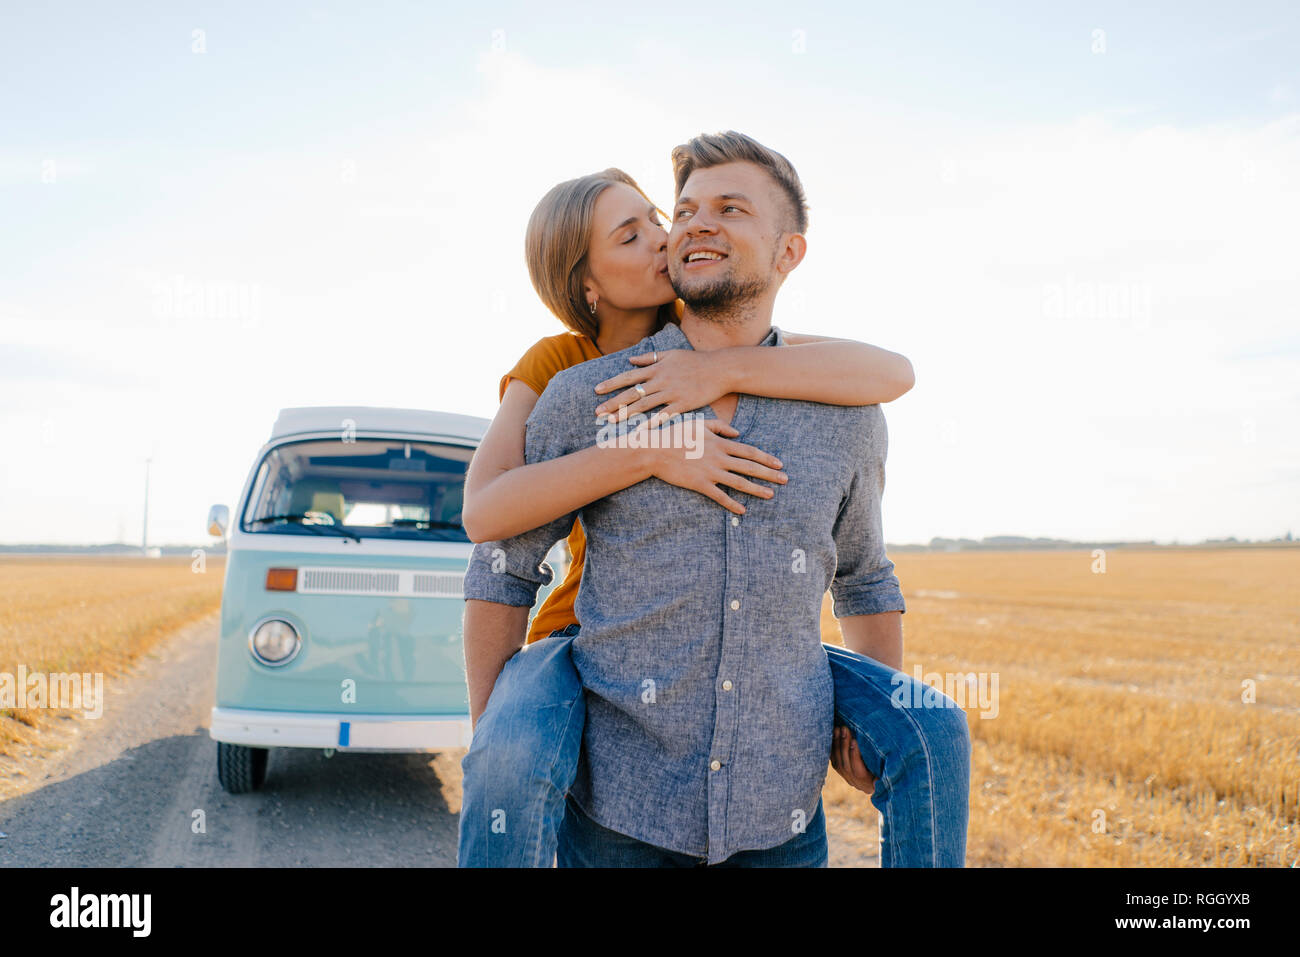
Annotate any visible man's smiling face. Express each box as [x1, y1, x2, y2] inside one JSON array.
[[667, 161, 794, 316]]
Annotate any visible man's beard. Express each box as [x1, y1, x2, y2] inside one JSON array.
[[671, 268, 771, 324]]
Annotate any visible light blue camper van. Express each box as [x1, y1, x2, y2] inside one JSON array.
[[206, 406, 563, 793]]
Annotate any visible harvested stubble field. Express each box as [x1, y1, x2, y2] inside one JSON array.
[[0, 554, 225, 770], [821, 546, 1300, 866], [2, 547, 1297, 866]]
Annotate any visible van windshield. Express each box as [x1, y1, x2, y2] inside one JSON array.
[[240, 438, 475, 542]]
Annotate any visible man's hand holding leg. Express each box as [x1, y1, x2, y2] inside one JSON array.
[[829, 610, 903, 795]]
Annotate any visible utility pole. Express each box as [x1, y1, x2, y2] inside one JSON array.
[[142, 457, 152, 554]]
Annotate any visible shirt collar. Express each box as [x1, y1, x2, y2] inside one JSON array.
[[652, 320, 783, 353]]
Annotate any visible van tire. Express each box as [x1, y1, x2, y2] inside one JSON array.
[[218, 742, 269, 793]]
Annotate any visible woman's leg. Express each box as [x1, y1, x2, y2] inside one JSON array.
[[457, 625, 585, 867], [823, 643, 972, 867]]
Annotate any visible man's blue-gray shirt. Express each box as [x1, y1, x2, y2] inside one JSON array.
[[462, 320, 906, 863]]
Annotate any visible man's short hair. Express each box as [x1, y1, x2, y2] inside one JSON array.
[[670, 130, 809, 235]]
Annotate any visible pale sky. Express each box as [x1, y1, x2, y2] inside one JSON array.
[[2, 1, 1297, 547]]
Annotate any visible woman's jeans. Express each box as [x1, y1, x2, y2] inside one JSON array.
[[458, 624, 971, 867]]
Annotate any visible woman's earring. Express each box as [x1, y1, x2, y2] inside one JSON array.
[[589, 298, 597, 316]]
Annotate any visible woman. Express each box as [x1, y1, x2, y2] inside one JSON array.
[[457, 168, 970, 867]]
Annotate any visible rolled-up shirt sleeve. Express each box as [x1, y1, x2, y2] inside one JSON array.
[[462, 370, 585, 608], [829, 406, 907, 618]]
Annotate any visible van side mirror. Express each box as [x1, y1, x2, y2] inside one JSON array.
[[207, 504, 229, 538]]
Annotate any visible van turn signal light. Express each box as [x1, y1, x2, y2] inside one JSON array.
[[265, 568, 298, 591]]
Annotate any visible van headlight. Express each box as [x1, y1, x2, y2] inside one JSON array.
[[248, 618, 302, 666]]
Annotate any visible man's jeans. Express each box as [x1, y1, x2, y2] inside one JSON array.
[[557, 792, 829, 867], [458, 624, 971, 867]]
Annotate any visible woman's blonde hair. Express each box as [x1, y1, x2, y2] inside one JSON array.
[[524, 168, 680, 341]]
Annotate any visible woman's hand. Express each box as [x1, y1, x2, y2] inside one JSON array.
[[830, 725, 876, 796], [639, 417, 787, 515], [594, 349, 732, 427]]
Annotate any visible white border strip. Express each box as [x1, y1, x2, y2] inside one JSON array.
[[210, 706, 472, 750]]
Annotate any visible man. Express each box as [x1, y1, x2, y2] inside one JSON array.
[[463, 131, 927, 866]]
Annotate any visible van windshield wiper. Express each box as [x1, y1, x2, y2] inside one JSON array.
[[387, 519, 463, 530], [248, 513, 362, 543]]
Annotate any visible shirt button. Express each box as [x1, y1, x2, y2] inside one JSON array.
[[731, 516, 739, 526], [730, 599, 740, 610], [710, 759, 721, 771], [722, 680, 733, 691]]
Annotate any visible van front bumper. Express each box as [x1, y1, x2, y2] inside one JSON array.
[[210, 706, 472, 751]]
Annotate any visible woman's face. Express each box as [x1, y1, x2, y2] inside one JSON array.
[[584, 182, 675, 312]]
